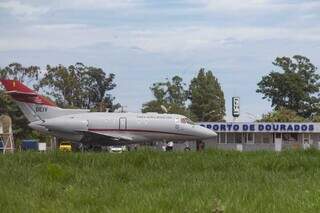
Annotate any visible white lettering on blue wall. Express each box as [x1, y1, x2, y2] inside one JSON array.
[[199, 123, 315, 133]]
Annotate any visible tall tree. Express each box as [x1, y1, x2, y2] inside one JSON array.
[[259, 107, 305, 122], [38, 63, 120, 111], [82, 66, 120, 112], [37, 63, 83, 108], [141, 82, 167, 113], [189, 68, 226, 121], [0, 63, 40, 140], [257, 55, 320, 118], [142, 76, 193, 117], [0, 62, 40, 83]]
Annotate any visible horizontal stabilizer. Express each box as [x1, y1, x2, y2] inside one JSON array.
[[1, 79, 56, 106], [6, 91, 37, 96], [0, 79, 88, 122]]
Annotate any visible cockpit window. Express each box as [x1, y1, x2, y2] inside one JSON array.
[[180, 117, 195, 125]]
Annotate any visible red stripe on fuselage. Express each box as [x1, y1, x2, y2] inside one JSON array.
[[88, 128, 194, 137]]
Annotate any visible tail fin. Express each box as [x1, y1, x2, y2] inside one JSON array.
[[0, 80, 89, 122]]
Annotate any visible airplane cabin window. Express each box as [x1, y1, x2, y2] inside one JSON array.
[[180, 117, 195, 125], [186, 118, 195, 125], [181, 118, 187, 123]]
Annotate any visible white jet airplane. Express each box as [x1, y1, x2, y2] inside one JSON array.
[[0, 80, 216, 146]]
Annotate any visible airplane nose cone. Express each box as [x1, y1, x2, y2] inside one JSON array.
[[196, 125, 217, 139], [204, 128, 217, 138]]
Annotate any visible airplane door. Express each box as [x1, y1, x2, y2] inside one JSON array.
[[119, 117, 127, 130]]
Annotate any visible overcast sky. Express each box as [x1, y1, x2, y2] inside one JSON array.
[[0, 0, 320, 121]]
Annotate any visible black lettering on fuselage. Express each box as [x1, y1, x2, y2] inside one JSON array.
[[35, 106, 48, 112]]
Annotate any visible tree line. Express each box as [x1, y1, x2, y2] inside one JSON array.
[[0, 54, 319, 140], [142, 69, 226, 122], [0, 63, 120, 140], [257, 55, 320, 122], [143, 55, 320, 123]]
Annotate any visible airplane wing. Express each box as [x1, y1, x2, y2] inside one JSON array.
[[5, 90, 56, 106], [89, 131, 133, 141], [79, 130, 133, 145]]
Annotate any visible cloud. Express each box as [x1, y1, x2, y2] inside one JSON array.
[[51, 0, 138, 10], [194, 0, 320, 12], [1, 23, 320, 53], [0, 0, 140, 20], [0, 0, 319, 118], [197, 0, 272, 11], [0, 1, 48, 20]]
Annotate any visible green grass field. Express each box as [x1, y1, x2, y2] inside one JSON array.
[[1, 150, 320, 213]]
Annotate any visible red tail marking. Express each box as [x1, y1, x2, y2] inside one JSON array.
[[0, 80, 56, 106], [1, 79, 34, 93]]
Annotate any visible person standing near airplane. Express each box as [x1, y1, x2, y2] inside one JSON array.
[[166, 141, 174, 151]]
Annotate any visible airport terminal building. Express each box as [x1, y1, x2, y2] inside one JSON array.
[[196, 122, 320, 151]]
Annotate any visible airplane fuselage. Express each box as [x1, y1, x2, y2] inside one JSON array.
[[0, 79, 217, 146], [29, 112, 216, 145]]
